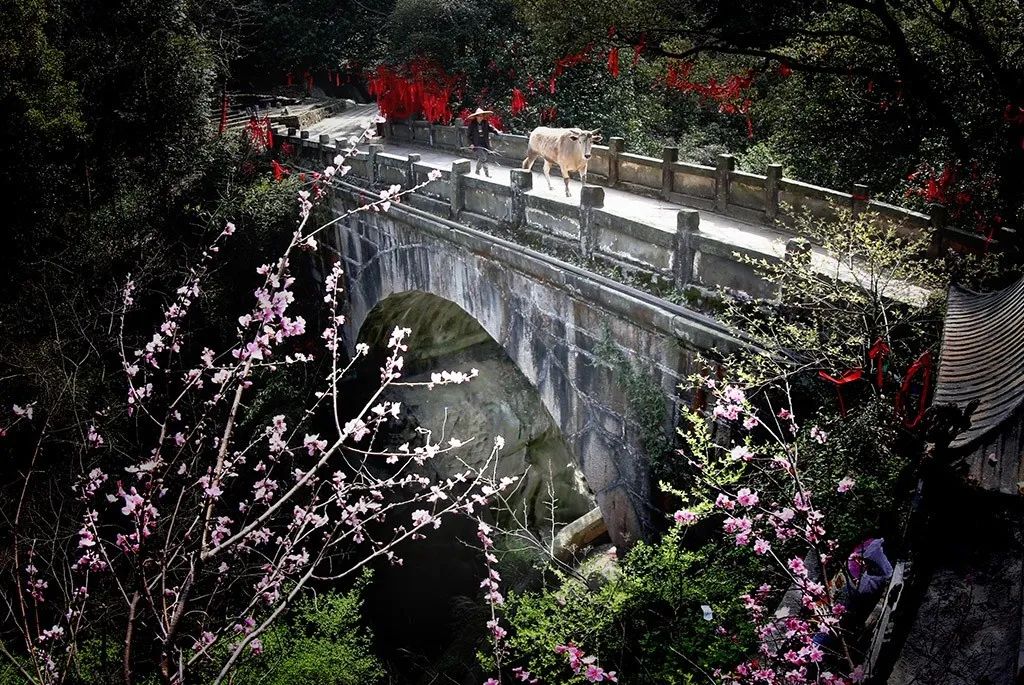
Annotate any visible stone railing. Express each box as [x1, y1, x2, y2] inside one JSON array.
[[281, 127, 782, 297], [277, 126, 976, 299], [379, 119, 995, 255]]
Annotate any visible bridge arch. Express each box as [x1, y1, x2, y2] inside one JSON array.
[[357, 289, 596, 529], [328, 190, 744, 544]]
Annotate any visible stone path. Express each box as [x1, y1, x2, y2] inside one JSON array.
[[302, 104, 928, 304]]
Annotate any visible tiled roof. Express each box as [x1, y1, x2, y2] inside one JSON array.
[[934, 276, 1024, 449]]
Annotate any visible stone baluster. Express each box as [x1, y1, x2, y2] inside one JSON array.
[[450, 159, 472, 218], [579, 185, 605, 259], [607, 137, 624, 187], [765, 163, 783, 222], [510, 169, 532, 229], [716, 153, 733, 211], [715, 153, 735, 213], [365, 144, 382, 186], [406, 153, 421, 188], [661, 146, 678, 200], [674, 210, 700, 289]]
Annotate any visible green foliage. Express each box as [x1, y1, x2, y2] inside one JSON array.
[[723, 207, 945, 386], [797, 399, 913, 550], [224, 574, 384, 685], [502, 535, 757, 683]]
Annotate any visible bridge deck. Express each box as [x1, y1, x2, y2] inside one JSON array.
[[303, 104, 928, 304]]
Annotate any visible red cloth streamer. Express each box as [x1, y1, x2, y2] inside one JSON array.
[[633, 37, 646, 66], [285, 72, 294, 86], [818, 368, 863, 417], [367, 59, 458, 124], [510, 88, 527, 116], [867, 338, 890, 388], [271, 159, 286, 181], [218, 93, 228, 135], [778, 63, 792, 78], [607, 47, 620, 78], [264, 117, 274, 148], [896, 351, 933, 429], [335, 72, 341, 87]]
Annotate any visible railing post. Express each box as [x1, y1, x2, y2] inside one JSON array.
[[429, 123, 437, 148], [510, 168, 532, 229], [454, 120, 466, 153], [318, 134, 331, 166], [384, 120, 394, 140], [607, 137, 624, 187], [765, 163, 783, 222], [928, 203, 947, 257], [579, 185, 605, 259], [715, 153, 735, 213], [287, 127, 298, 138], [366, 143, 382, 186], [674, 209, 700, 289], [450, 159, 472, 218], [661, 146, 678, 200], [405, 153, 421, 188], [852, 183, 870, 217]]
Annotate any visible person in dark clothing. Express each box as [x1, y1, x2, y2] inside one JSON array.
[[467, 107, 499, 176]]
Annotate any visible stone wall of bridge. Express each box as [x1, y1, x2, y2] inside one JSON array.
[[324, 177, 747, 547]]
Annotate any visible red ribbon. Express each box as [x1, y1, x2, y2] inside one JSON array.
[[867, 338, 890, 388], [607, 47, 620, 78], [818, 368, 863, 417], [895, 351, 933, 429], [510, 88, 527, 116], [271, 160, 285, 181], [264, 117, 274, 148], [633, 37, 646, 66]]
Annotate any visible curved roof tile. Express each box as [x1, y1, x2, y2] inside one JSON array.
[[934, 276, 1024, 449]]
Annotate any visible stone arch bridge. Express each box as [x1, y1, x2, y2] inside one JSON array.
[[275, 103, 959, 546]]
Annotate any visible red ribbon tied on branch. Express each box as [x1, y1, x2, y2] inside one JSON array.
[[895, 351, 933, 429], [867, 338, 890, 388], [510, 88, 527, 116], [818, 368, 864, 417], [607, 48, 620, 78]]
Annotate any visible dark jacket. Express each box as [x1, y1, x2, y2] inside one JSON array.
[[468, 118, 497, 148]]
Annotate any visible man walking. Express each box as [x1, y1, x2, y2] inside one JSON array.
[[467, 107, 499, 177]]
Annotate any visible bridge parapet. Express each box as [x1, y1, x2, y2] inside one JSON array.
[[279, 127, 789, 300], [380, 119, 998, 255]]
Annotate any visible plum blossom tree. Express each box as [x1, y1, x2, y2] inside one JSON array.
[[667, 377, 870, 684], [1, 118, 510, 685]]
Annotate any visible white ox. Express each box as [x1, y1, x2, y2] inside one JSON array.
[[522, 127, 602, 197]]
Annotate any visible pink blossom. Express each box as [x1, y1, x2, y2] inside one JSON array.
[[121, 489, 144, 516], [715, 493, 735, 510], [810, 425, 828, 444], [777, 407, 792, 419], [673, 509, 698, 525], [736, 488, 759, 507], [788, 557, 808, 577], [837, 476, 856, 493], [753, 538, 771, 555]]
